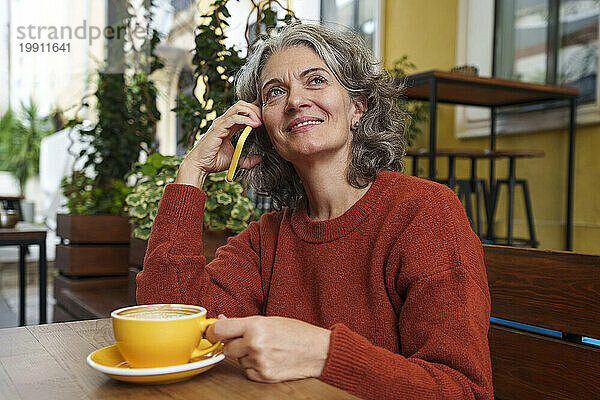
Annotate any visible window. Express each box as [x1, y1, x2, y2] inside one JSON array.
[[455, 0, 600, 138], [320, 0, 382, 57], [494, 0, 599, 104]]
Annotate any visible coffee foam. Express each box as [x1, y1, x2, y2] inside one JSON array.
[[115, 305, 204, 320]]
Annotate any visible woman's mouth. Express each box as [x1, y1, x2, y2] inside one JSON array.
[[286, 119, 324, 133]]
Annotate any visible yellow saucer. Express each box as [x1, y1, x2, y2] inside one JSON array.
[[87, 344, 225, 384]]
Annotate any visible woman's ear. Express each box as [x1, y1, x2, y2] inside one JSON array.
[[353, 95, 367, 119]]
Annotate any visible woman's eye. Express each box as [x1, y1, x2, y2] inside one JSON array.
[[309, 76, 326, 85], [265, 87, 284, 100]]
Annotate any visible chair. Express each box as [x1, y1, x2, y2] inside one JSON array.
[[484, 244, 600, 399]]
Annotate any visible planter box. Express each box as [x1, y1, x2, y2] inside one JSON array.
[[56, 244, 130, 276], [52, 304, 77, 323], [53, 274, 129, 322], [129, 237, 148, 267], [54, 286, 130, 320], [53, 273, 128, 298], [129, 267, 141, 305], [57, 214, 130, 243]]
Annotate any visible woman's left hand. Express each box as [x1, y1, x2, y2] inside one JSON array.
[[206, 315, 331, 383]]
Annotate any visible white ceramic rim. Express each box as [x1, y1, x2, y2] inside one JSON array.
[[86, 347, 225, 376], [110, 304, 207, 321]]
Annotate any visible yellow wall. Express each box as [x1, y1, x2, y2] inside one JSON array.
[[384, 0, 600, 254]]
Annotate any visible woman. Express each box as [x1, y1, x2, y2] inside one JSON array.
[[137, 23, 493, 399]]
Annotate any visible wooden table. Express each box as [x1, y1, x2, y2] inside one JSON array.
[[0, 319, 359, 399], [0, 223, 47, 325], [401, 70, 578, 250]]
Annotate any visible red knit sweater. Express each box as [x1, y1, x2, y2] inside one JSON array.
[[137, 171, 493, 399]]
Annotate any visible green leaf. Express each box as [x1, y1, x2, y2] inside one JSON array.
[[133, 204, 149, 218], [216, 192, 232, 205], [231, 202, 252, 220], [125, 192, 143, 207], [226, 219, 246, 232], [208, 219, 226, 231], [148, 153, 165, 168], [139, 219, 153, 229], [205, 196, 218, 211], [208, 171, 226, 182], [229, 183, 243, 195], [134, 227, 151, 240], [141, 164, 158, 176]]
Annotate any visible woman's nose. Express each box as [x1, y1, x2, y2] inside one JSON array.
[[285, 86, 310, 113]]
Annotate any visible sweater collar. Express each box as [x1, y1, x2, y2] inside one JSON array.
[[289, 170, 397, 243]]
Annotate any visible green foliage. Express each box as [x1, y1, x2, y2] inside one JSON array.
[[389, 55, 429, 147], [62, 0, 163, 215], [163, 0, 293, 236], [0, 101, 54, 195], [125, 153, 182, 239], [125, 155, 254, 239], [202, 171, 255, 233], [61, 171, 131, 216], [172, 0, 246, 148], [173, 0, 296, 148]]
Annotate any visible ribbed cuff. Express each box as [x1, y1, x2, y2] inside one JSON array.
[[158, 183, 206, 219], [319, 323, 370, 396]]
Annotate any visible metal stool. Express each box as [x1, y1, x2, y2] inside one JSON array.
[[485, 150, 544, 247]]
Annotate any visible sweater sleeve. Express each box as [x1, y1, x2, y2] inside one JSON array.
[[136, 183, 265, 317], [319, 185, 493, 400]]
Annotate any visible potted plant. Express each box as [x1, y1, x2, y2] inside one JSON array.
[[57, 0, 163, 276], [388, 55, 429, 148], [173, 0, 296, 147], [125, 154, 255, 266], [0, 100, 54, 221]]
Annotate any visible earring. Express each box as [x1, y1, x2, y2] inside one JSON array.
[[353, 121, 359, 129]]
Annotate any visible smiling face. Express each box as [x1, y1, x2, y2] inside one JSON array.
[[259, 46, 364, 165]]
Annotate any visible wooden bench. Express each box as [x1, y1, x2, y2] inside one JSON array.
[[484, 244, 600, 399], [52, 274, 131, 322]]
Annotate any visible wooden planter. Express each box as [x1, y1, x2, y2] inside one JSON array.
[[56, 213, 131, 276], [52, 274, 129, 323], [129, 236, 149, 267], [57, 213, 130, 243], [56, 244, 130, 276]]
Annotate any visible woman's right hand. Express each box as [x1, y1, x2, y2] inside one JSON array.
[[175, 101, 263, 188]]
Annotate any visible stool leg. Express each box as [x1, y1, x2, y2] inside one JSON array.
[[19, 245, 26, 326], [470, 158, 483, 237], [475, 180, 483, 237], [520, 180, 538, 248], [447, 156, 456, 189], [506, 158, 516, 246], [39, 238, 47, 324], [412, 156, 418, 177], [488, 180, 501, 243], [460, 181, 474, 225]]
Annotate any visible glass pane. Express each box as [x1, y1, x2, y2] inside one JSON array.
[[321, 0, 354, 29], [514, 0, 550, 82], [358, 0, 376, 49], [558, 0, 599, 103], [321, 0, 376, 50], [495, 0, 549, 83]]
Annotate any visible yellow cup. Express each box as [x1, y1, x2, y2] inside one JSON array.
[[111, 304, 221, 368]]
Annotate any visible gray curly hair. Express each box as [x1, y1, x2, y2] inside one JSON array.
[[236, 22, 406, 209]]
